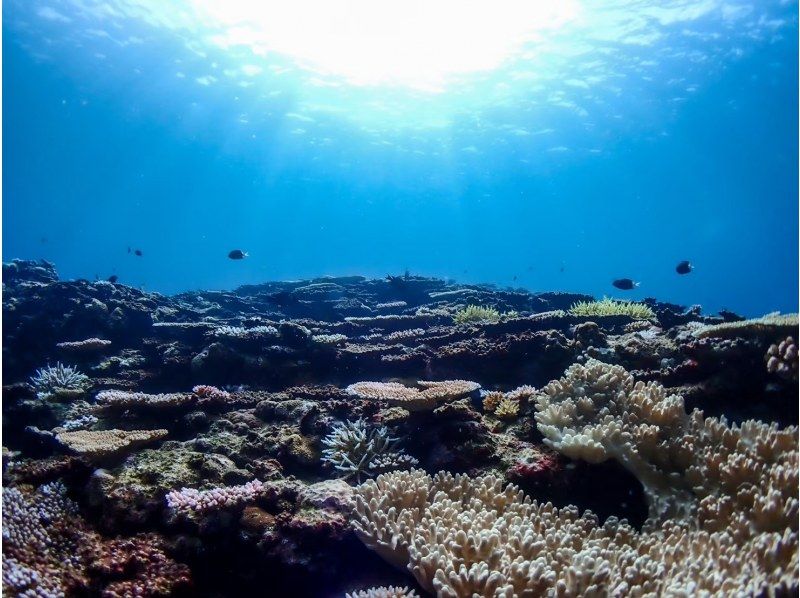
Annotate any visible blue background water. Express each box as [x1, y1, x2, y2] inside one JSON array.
[[4, 0, 798, 316]]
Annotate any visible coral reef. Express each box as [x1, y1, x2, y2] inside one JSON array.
[[2, 260, 796, 597]]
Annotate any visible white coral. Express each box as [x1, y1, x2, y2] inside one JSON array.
[[321, 420, 417, 482], [30, 363, 89, 400]]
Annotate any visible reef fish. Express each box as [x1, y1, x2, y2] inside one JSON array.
[[675, 260, 693, 275], [612, 278, 639, 290], [108, 275, 118, 283], [134, 249, 143, 257], [228, 249, 248, 260]]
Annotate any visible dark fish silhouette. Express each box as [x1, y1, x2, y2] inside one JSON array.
[[228, 249, 248, 260], [675, 260, 693, 275], [127, 247, 131, 254], [108, 275, 119, 283], [612, 278, 639, 290], [134, 249, 142, 257]]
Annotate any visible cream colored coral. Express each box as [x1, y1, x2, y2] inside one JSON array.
[[354, 362, 798, 596], [55, 428, 167, 458], [766, 336, 798, 379], [346, 380, 480, 412], [481, 391, 504, 413], [494, 396, 519, 420], [693, 312, 799, 338]]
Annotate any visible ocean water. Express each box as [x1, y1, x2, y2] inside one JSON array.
[[4, 1, 798, 316]]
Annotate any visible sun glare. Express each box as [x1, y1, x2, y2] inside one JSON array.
[[188, 0, 580, 90]]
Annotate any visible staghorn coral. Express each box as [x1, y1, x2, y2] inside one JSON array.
[[321, 419, 418, 482], [568, 297, 656, 320], [346, 586, 419, 598], [766, 336, 798, 380], [346, 380, 480, 412], [165, 480, 267, 518], [693, 311, 799, 338], [56, 428, 168, 458], [452, 305, 501, 325], [30, 362, 90, 400]]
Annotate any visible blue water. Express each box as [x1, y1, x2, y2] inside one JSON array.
[[4, 0, 798, 316]]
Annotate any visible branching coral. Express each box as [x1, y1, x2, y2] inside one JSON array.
[[693, 312, 799, 338], [346, 380, 480, 412], [766, 336, 798, 380], [312, 333, 348, 345], [2, 481, 81, 596], [30, 362, 90, 400], [481, 391, 504, 413], [354, 361, 798, 596], [321, 419, 417, 482], [568, 297, 656, 320], [166, 480, 267, 518], [494, 396, 520, 420], [452, 305, 501, 325], [536, 359, 798, 528], [211, 325, 278, 340]]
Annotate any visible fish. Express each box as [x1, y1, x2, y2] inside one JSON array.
[[228, 249, 248, 260], [612, 278, 639, 290], [675, 260, 693, 275], [108, 275, 119, 283], [134, 249, 142, 257]]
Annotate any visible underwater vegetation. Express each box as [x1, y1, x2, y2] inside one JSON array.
[[1, 260, 798, 596]]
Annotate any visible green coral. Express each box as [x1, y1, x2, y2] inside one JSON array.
[[568, 298, 655, 320], [453, 305, 501, 324]]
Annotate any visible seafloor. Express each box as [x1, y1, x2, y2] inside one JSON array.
[[2, 259, 798, 597]]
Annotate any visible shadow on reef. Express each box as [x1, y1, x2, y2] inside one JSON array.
[[2, 259, 797, 597]]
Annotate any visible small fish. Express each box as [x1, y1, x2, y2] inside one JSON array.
[[134, 249, 142, 257], [228, 249, 248, 260], [675, 260, 693, 275], [108, 275, 119, 283], [512, 275, 517, 281], [127, 246, 131, 254], [612, 278, 639, 290]]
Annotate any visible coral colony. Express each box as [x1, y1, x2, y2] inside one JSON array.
[[2, 259, 798, 596]]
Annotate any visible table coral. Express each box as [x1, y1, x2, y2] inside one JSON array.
[[56, 428, 168, 458]]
